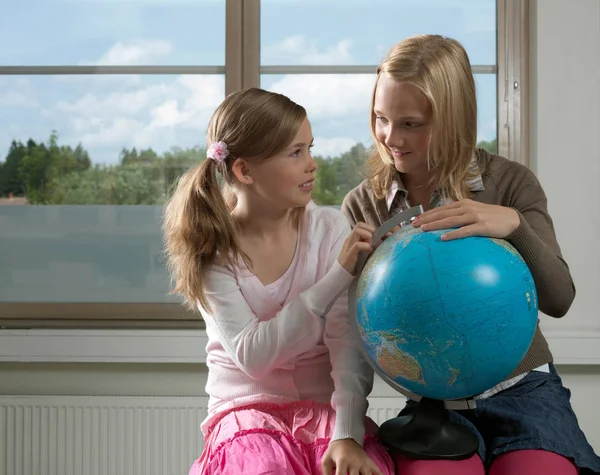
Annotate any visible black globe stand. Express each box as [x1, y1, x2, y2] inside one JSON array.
[[378, 397, 479, 461]]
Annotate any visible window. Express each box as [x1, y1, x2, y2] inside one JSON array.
[[0, 0, 527, 329], [0, 0, 228, 328], [259, 0, 503, 205]]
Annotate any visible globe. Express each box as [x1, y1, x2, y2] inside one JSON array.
[[353, 224, 539, 402]]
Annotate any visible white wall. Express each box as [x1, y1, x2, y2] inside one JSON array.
[[1, 0, 600, 461], [532, 0, 600, 336], [530, 0, 600, 450]]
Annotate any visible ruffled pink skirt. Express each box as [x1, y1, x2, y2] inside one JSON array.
[[190, 400, 395, 475]]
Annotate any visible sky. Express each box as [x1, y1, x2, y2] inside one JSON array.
[[0, 0, 497, 165]]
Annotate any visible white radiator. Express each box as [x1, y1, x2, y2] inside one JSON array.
[[0, 395, 405, 475]]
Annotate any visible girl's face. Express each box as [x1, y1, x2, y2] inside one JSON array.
[[373, 74, 433, 180], [243, 118, 317, 210]]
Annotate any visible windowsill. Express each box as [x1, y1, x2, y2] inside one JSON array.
[[1, 329, 600, 365], [0, 329, 209, 363]]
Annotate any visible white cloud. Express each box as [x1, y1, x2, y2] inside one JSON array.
[[54, 37, 370, 162], [143, 76, 224, 131], [79, 117, 145, 148], [54, 75, 224, 157], [56, 84, 171, 117], [168, 75, 224, 124], [313, 136, 363, 158], [263, 37, 355, 65], [55, 39, 173, 87], [262, 35, 377, 123], [2, 36, 374, 164], [53, 74, 143, 87], [268, 73, 376, 121], [0, 91, 38, 108], [0, 40, 225, 163], [148, 99, 183, 128], [81, 39, 172, 66]]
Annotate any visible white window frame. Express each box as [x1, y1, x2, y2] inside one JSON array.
[[497, 0, 530, 166]]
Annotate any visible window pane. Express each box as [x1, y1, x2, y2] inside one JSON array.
[[261, 0, 496, 66], [0, 205, 179, 303], [0, 1, 225, 65], [0, 74, 224, 199], [0, 74, 224, 303], [261, 73, 497, 205]]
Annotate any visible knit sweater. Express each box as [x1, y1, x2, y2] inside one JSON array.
[[340, 149, 576, 379], [199, 203, 374, 444]]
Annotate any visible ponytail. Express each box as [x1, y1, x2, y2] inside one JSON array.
[[164, 87, 307, 312], [163, 158, 244, 312]]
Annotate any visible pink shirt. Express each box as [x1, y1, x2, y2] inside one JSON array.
[[199, 202, 374, 444]]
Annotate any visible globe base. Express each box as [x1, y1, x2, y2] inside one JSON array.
[[378, 397, 479, 461]]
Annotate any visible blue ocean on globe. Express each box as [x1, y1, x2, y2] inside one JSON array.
[[354, 226, 539, 400]]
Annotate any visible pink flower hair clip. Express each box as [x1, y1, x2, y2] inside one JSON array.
[[207, 141, 229, 164]]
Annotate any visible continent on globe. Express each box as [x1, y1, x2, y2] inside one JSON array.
[[351, 225, 539, 401], [376, 343, 425, 384]]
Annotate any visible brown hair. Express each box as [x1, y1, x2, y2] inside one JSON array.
[[163, 88, 307, 311], [366, 34, 478, 201]]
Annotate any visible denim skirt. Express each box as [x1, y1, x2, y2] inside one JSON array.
[[398, 363, 600, 473]]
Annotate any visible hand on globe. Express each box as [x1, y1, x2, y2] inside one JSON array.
[[338, 222, 376, 275], [412, 199, 521, 241], [321, 438, 384, 475]]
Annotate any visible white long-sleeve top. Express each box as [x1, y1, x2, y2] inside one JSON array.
[[199, 202, 375, 445]]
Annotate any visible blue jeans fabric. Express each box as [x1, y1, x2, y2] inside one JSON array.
[[398, 364, 600, 473]]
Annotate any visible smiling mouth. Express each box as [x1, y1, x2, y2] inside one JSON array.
[[299, 180, 314, 188]]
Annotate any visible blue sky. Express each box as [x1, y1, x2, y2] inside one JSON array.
[[0, 0, 497, 165]]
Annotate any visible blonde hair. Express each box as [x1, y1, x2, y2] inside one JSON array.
[[163, 88, 307, 311], [367, 34, 478, 201]]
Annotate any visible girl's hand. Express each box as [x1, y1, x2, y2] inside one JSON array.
[[338, 222, 376, 275], [321, 438, 383, 475], [412, 199, 520, 241]]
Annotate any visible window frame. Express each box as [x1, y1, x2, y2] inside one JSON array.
[[497, 0, 530, 167], [0, 0, 529, 329]]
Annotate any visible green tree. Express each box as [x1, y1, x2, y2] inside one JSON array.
[[72, 144, 92, 171], [477, 138, 498, 154], [312, 156, 338, 205], [1, 134, 501, 206], [160, 146, 207, 195], [332, 143, 370, 198], [46, 145, 207, 205], [49, 164, 165, 205], [120, 147, 159, 166], [15, 132, 92, 203], [18, 138, 51, 203], [0, 140, 28, 197], [312, 143, 370, 205]]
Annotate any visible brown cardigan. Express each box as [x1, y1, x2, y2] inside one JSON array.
[[340, 149, 576, 378]]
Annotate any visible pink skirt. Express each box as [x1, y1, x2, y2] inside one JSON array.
[[190, 400, 395, 475]]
